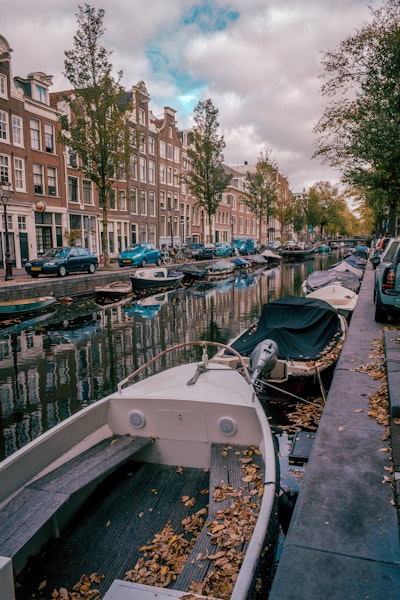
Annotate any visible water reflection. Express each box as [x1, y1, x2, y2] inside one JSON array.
[[0, 252, 344, 460]]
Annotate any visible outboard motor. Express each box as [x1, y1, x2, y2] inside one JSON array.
[[250, 339, 278, 388]]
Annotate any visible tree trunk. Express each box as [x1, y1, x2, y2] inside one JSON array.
[[102, 195, 110, 268]]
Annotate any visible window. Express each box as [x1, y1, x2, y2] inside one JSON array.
[[149, 160, 155, 184], [167, 167, 172, 184], [149, 191, 156, 217], [130, 188, 137, 214], [116, 163, 125, 181], [160, 190, 165, 209], [130, 156, 137, 179], [30, 119, 41, 150], [44, 123, 54, 153], [0, 74, 6, 99], [110, 188, 116, 210], [167, 144, 173, 159], [68, 149, 77, 168], [139, 136, 146, 153], [33, 164, 44, 194], [68, 176, 78, 202], [14, 157, 25, 191], [160, 164, 165, 183], [18, 216, 27, 231], [118, 190, 126, 211], [83, 180, 93, 205], [35, 84, 47, 104], [12, 115, 23, 146], [160, 140, 166, 158], [0, 154, 10, 183], [47, 166, 57, 196], [0, 111, 8, 142], [148, 136, 155, 155], [138, 108, 146, 125], [140, 190, 147, 215], [140, 157, 146, 182], [174, 146, 180, 162], [174, 169, 179, 187]]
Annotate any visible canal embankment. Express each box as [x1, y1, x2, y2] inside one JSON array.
[[1, 262, 399, 598], [269, 264, 400, 599]]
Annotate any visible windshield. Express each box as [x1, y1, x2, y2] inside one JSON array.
[[44, 248, 69, 258]]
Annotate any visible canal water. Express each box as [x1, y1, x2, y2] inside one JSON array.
[[0, 251, 344, 463]]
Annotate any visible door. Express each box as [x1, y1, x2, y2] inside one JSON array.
[[19, 232, 29, 265]]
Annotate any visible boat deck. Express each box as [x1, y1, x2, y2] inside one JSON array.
[[15, 460, 210, 598]]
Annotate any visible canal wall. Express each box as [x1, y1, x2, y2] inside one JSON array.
[[269, 264, 400, 599]]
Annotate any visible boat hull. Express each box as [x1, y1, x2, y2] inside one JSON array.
[[0, 342, 277, 600], [130, 267, 184, 290], [0, 296, 56, 318]]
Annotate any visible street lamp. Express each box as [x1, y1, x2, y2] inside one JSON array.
[[0, 180, 14, 281]]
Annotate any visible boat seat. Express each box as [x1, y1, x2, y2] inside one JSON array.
[[171, 442, 265, 592], [0, 435, 152, 572]]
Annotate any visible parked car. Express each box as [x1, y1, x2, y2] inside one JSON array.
[[118, 243, 161, 267], [370, 237, 391, 266], [25, 246, 98, 278], [186, 243, 216, 260], [372, 236, 400, 322], [232, 238, 256, 255], [215, 242, 234, 257], [268, 240, 282, 252]]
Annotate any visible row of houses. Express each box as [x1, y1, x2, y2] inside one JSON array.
[[0, 34, 292, 270]]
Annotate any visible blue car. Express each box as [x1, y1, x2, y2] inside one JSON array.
[[215, 242, 234, 257], [118, 243, 161, 268]]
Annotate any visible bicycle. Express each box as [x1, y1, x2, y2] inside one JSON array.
[[161, 251, 172, 265]]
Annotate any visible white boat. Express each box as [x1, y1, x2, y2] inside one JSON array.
[[0, 341, 278, 600], [305, 283, 358, 318], [94, 280, 132, 299], [130, 266, 184, 290]]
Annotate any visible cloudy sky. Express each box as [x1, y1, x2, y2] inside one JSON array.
[[3, 0, 379, 192]]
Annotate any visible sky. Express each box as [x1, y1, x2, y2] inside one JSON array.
[[3, 0, 380, 193]]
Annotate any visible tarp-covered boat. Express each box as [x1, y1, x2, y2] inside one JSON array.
[[301, 269, 362, 295], [217, 296, 347, 401]]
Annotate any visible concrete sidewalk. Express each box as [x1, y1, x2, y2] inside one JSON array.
[[269, 265, 400, 599]]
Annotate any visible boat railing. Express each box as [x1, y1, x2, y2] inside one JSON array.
[[117, 340, 253, 393]]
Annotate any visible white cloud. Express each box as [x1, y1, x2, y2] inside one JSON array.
[[3, 0, 378, 191]]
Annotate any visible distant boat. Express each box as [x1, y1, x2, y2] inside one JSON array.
[[130, 266, 184, 290], [301, 269, 362, 295], [305, 283, 358, 319], [281, 244, 315, 262], [94, 280, 132, 300], [0, 296, 56, 319], [318, 244, 330, 254]]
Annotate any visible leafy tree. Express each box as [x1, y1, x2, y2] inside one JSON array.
[[314, 0, 400, 235], [242, 147, 278, 246], [183, 99, 231, 243], [307, 182, 346, 238], [60, 4, 131, 267]]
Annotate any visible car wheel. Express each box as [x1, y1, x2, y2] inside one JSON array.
[[374, 299, 388, 323], [141, 258, 147, 268], [58, 265, 67, 277], [157, 257, 162, 266], [88, 263, 96, 274]]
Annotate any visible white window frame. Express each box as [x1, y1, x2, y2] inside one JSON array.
[[44, 123, 55, 153], [47, 166, 57, 196], [0, 110, 9, 142], [83, 179, 93, 205], [0, 74, 7, 99], [30, 118, 41, 151], [14, 157, 25, 192], [12, 115, 23, 146], [0, 154, 11, 183], [33, 163, 44, 195]]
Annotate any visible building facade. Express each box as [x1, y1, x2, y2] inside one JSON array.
[[0, 34, 294, 270]]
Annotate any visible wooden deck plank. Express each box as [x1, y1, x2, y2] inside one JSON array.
[[15, 461, 210, 598], [172, 443, 265, 591], [28, 435, 152, 495]]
